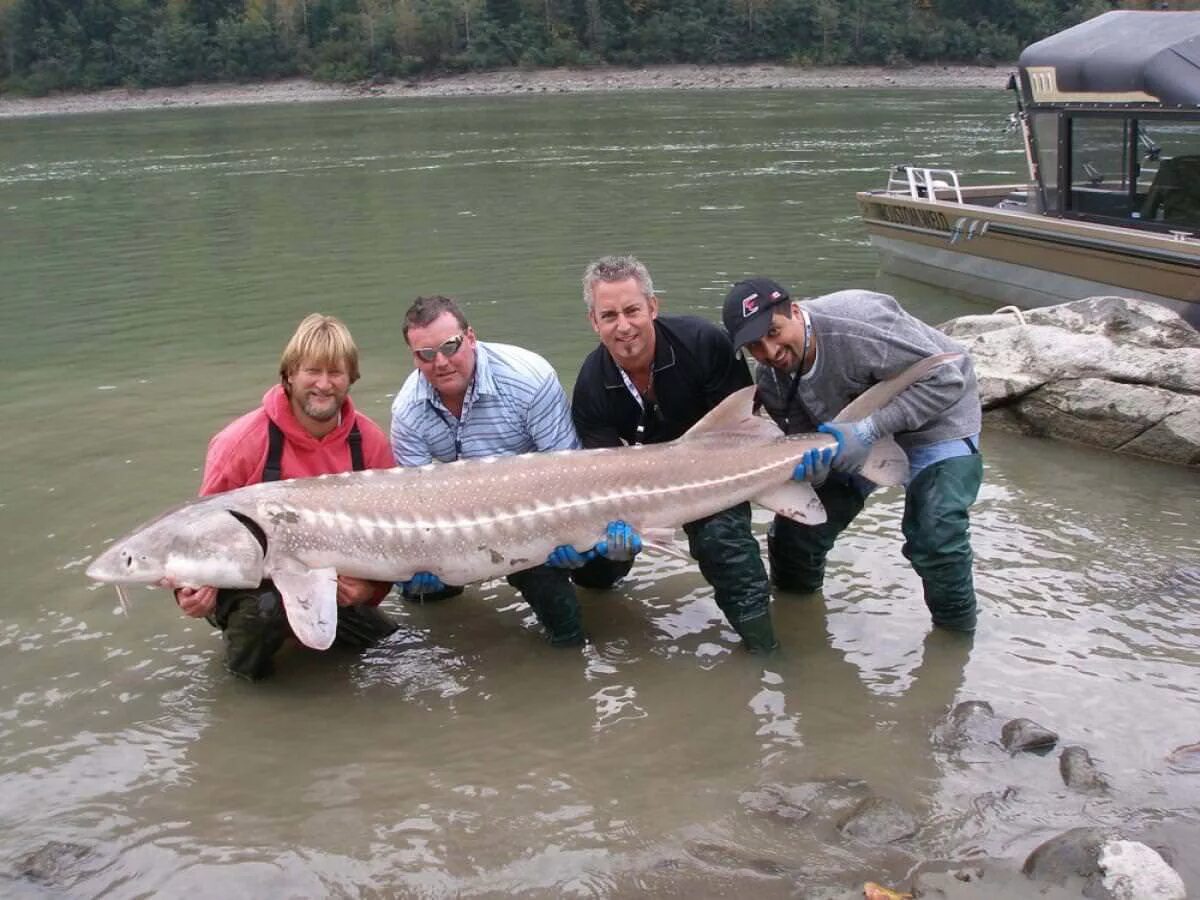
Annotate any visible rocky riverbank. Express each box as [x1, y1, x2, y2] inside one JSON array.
[[941, 296, 1200, 467], [0, 63, 1010, 119]]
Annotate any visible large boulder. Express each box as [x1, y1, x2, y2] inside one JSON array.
[[940, 297, 1200, 466]]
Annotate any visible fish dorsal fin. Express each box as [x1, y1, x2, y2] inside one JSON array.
[[680, 386, 779, 442], [271, 566, 339, 650], [836, 352, 963, 421], [753, 481, 827, 525], [861, 436, 909, 486]]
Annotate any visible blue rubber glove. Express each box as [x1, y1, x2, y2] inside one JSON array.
[[546, 545, 594, 569], [792, 446, 834, 486], [546, 521, 643, 568], [818, 416, 882, 474], [594, 520, 643, 562], [400, 571, 445, 595]]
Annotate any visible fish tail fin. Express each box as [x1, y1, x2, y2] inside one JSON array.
[[861, 435, 909, 486], [680, 386, 778, 441], [835, 352, 964, 422], [752, 481, 828, 524]]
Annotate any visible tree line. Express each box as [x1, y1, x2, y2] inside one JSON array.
[[0, 0, 1180, 95]]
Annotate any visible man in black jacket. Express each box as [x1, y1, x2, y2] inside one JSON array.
[[564, 255, 778, 653]]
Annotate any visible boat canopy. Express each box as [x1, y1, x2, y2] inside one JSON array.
[[1018, 11, 1200, 108]]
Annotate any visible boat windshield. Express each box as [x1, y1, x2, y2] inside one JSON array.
[[1052, 114, 1200, 229]]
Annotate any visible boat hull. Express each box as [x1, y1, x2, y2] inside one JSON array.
[[857, 191, 1200, 326]]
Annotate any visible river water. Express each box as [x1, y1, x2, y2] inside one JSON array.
[[1, 89, 1197, 898]]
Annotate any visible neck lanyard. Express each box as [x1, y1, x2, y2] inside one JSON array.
[[618, 366, 655, 445]]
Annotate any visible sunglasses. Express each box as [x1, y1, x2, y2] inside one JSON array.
[[413, 333, 466, 363]]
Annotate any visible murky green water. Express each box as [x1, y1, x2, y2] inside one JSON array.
[[1, 90, 1197, 897]]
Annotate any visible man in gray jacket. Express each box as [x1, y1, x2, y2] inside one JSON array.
[[722, 279, 983, 632]]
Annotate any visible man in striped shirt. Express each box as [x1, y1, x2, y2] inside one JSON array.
[[389, 295, 586, 647]]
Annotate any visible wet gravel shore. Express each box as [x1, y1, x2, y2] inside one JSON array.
[[0, 63, 1010, 119]]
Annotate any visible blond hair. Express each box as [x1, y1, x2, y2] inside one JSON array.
[[279, 313, 361, 387]]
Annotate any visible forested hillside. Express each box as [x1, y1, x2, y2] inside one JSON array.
[[0, 0, 1191, 94]]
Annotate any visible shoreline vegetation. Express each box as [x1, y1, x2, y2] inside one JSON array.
[[0, 63, 1011, 119]]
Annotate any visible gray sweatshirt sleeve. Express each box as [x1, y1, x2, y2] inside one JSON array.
[[814, 291, 977, 438]]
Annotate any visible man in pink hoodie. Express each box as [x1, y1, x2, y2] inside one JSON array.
[[173, 314, 397, 681]]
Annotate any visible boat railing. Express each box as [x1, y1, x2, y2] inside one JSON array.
[[886, 165, 964, 204]]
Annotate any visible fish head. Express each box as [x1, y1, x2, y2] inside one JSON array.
[[86, 501, 266, 589]]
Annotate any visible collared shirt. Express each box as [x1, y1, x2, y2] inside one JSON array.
[[572, 314, 752, 448], [390, 340, 580, 465]]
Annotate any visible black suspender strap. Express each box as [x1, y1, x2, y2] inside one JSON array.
[[963, 436, 979, 454], [262, 419, 364, 481], [262, 421, 285, 482], [348, 422, 364, 471]]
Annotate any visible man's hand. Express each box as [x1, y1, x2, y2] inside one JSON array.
[[336, 575, 380, 607], [546, 521, 642, 568], [546, 545, 593, 569], [818, 416, 882, 475], [174, 585, 218, 618], [792, 447, 834, 486], [399, 571, 445, 597], [594, 520, 642, 562]]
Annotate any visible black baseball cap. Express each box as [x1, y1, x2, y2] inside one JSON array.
[[722, 277, 792, 350]]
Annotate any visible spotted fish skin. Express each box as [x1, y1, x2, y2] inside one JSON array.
[[88, 408, 832, 589], [86, 354, 958, 592]]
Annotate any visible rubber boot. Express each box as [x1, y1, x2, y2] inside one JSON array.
[[335, 604, 400, 649], [901, 453, 984, 633], [768, 476, 866, 593], [210, 585, 291, 682], [735, 613, 780, 654], [507, 565, 585, 646]]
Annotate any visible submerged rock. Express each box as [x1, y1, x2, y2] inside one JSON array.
[[683, 840, 797, 877], [932, 700, 996, 749], [13, 841, 91, 885], [939, 296, 1200, 466], [837, 796, 919, 845], [1060, 746, 1110, 793], [1022, 826, 1117, 886], [739, 777, 871, 825], [1166, 740, 1200, 773], [1001, 717, 1059, 754], [1098, 840, 1186, 900]]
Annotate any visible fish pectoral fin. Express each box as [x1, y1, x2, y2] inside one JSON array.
[[753, 482, 827, 525], [861, 436, 909, 487], [271, 566, 339, 650], [640, 528, 692, 562]]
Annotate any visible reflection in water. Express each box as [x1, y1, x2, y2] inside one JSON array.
[[0, 91, 1197, 895]]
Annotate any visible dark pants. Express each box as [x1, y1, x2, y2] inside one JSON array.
[[507, 564, 585, 646], [208, 583, 398, 682], [768, 454, 983, 632], [402, 567, 584, 646], [572, 503, 778, 653]]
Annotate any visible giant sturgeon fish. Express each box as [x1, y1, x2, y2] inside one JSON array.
[[87, 353, 961, 649]]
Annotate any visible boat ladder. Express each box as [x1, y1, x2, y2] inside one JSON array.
[[887, 166, 964, 203]]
